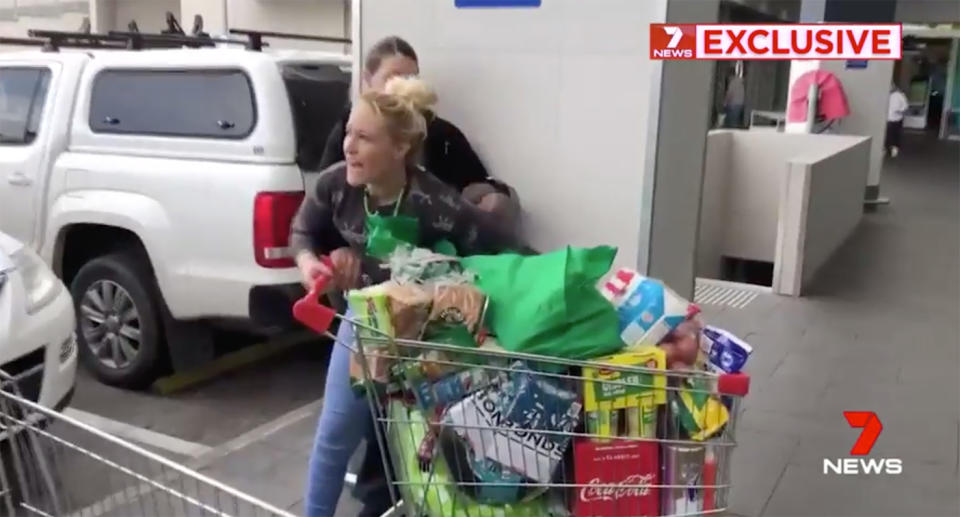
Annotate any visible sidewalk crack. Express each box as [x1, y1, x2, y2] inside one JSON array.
[[758, 439, 798, 517]]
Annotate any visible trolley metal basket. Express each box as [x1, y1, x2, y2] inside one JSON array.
[[296, 286, 750, 517], [0, 370, 295, 517]]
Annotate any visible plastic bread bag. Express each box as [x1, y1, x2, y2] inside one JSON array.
[[418, 283, 488, 352], [381, 281, 432, 340], [428, 284, 486, 334]]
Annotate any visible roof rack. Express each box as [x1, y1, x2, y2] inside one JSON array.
[[0, 27, 350, 53], [4, 29, 246, 51], [229, 29, 351, 51]]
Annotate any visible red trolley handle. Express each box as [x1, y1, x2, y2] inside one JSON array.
[[292, 256, 338, 335]]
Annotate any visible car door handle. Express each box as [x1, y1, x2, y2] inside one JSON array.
[[8, 171, 32, 187]]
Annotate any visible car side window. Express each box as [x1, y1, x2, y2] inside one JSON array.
[[88, 69, 256, 139], [0, 67, 52, 146]]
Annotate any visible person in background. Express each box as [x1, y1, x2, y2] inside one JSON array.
[[722, 66, 746, 129], [886, 83, 909, 158], [319, 35, 519, 227], [296, 76, 523, 517]]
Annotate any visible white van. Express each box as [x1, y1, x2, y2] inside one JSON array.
[[0, 31, 351, 387]]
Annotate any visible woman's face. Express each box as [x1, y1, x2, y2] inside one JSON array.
[[364, 54, 419, 92], [343, 101, 408, 187]]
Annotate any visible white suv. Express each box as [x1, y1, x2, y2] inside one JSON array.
[[0, 231, 77, 411], [0, 32, 350, 387]]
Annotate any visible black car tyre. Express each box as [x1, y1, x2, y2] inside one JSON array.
[[70, 252, 164, 389]]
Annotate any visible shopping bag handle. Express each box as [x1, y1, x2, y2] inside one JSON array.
[[292, 256, 337, 335]]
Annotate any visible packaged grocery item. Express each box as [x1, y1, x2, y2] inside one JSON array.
[[671, 378, 730, 441], [405, 365, 504, 411], [445, 366, 581, 483], [437, 426, 528, 505], [659, 317, 704, 369], [600, 268, 700, 350], [573, 439, 659, 517], [582, 349, 667, 440], [382, 282, 432, 340], [347, 284, 395, 339], [348, 346, 394, 386], [428, 284, 486, 333], [700, 325, 753, 373], [389, 401, 548, 517], [661, 444, 705, 515]]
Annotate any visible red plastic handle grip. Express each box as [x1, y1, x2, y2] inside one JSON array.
[[717, 372, 750, 397], [292, 256, 337, 334]]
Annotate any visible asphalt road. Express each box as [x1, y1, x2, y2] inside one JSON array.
[[70, 336, 331, 447]]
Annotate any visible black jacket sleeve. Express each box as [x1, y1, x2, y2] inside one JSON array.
[[290, 168, 343, 258], [426, 116, 490, 192]]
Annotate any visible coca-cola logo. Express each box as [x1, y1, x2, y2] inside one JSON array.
[[579, 474, 654, 502]]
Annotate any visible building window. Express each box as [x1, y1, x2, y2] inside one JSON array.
[[89, 69, 257, 139], [0, 67, 51, 146]]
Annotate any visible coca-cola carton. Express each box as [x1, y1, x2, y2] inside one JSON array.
[[573, 439, 659, 517]]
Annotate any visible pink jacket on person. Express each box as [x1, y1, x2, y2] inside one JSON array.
[[787, 69, 851, 122]]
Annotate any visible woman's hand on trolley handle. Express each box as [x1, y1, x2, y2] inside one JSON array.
[[295, 248, 361, 292], [329, 247, 361, 291]]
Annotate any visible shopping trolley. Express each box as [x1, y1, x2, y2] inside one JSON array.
[[0, 370, 296, 517], [294, 276, 750, 517]]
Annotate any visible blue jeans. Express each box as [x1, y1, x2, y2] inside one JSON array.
[[304, 314, 374, 517]]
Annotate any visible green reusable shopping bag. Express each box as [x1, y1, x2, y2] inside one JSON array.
[[363, 188, 458, 260], [461, 246, 623, 360], [364, 189, 421, 260]]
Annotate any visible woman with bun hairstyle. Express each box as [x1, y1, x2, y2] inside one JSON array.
[[293, 75, 523, 517], [319, 35, 519, 226]]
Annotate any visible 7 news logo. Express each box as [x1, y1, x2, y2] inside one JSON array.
[[823, 411, 903, 475], [650, 24, 694, 59]]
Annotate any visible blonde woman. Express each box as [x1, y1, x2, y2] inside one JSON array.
[[319, 36, 519, 227], [292, 76, 522, 517]]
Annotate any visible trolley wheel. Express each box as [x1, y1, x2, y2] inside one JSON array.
[[71, 252, 165, 389]]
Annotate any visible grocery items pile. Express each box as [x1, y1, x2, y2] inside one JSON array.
[[340, 245, 752, 517]]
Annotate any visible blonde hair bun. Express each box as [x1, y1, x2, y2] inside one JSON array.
[[384, 76, 438, 113]]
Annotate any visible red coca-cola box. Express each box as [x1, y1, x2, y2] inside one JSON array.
[[573, 438, 659, 517]]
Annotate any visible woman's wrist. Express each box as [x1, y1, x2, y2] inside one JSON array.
[[295, 250, 318, 268]]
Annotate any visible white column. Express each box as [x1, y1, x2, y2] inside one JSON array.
[[641, 0, 720, 298]]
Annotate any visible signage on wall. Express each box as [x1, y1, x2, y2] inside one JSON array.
[[456, 0, 541, 7], [846, 60, 869, 69]]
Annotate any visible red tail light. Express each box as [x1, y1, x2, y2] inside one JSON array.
[[253, 191, 304, 268]]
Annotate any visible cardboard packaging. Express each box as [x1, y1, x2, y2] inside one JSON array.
[[573, 439, 659, 517]]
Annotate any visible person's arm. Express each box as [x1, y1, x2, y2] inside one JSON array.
[[415, 175, 526, 256], [317, 119, 346, 172], [290, 169, 340, 260], [897, 92, 910, 117]]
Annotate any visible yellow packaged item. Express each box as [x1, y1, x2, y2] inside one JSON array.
[[347, 284, 396, 339], [583, 348, 667, 410], [583, 348, 666, 439]]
